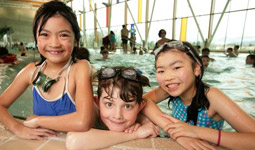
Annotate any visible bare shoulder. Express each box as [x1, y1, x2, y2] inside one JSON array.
[[70, 60, 91, 76], [206, 86, 234, 108], [18, 62, 37, 76], [207, 87, 222, 96]]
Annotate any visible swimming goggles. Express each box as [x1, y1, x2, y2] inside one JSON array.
[[33, 71, 58, 92], [32, 58, 72, 92], [154, 40, 202, 66], [98, 67, 140, 82]]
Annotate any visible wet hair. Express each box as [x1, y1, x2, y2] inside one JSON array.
[[155, 40, 209, 125], [227, 47, 233, 52], [76, 47, 90, 62], [158, 29, 166, 38], [202, 48, 210, 53], [234, 45, 239, 49], [33, 0, 80, 65], [96, 66, 150, 105], [200, 55, 210, 60], [101, 50, 109, 55], [247, 54, 255, 60]]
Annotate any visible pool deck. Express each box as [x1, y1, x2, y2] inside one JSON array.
[[0, 119, 228, 150]]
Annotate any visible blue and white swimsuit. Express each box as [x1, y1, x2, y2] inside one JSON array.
[[32, 61, 76, 116], [172, 97, 224, 130]]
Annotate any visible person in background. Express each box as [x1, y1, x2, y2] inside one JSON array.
[[225, 47, 236, 57], [76, 47, 97, 86], [0, 47, 18, 64], [245, 54, 255, 65], [76, 47, 90, 61], [143, 40, 255, 150], [151, 29, 171, 54], [100, 46, 106, 54], [129, 33, 136, 52], [201, 55, 210, 68], [202, 48, 215, 61], [233, 45, 240, 56], [109, 31, 116, 52], [102, 34, 110, 50], [195, 45, 201, 54], [132, 47, 137, 54], [0, 1, 94, 140], [139, 49, 143, 55], [121, 25, 129, 53], [18, 42, 26, 56], [101, 50, 109, 60], [66, 66, 159, 150]]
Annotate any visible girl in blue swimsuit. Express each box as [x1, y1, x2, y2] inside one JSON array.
[[143, 40, 255, 150], [0, 1, 94, 140]]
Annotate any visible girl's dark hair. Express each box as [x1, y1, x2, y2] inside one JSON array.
[[76, 47, 90, 62], [96, 66, 150, 105], [158, 29, 166, 38], [33, 0, 80, 65], [155, 40, 209, 125]]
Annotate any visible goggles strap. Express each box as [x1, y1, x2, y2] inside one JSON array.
[[32, 58, 72, 92]]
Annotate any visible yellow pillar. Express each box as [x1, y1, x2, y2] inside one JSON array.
[[180, 17, 188, 41], [94, 3, 98, 43], [138, 0, 142, 23]]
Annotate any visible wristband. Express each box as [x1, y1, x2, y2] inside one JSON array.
[[217, 129, 221, 146]]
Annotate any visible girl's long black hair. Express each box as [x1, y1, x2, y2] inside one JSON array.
[[33, 0, 80, 65], [155, 41, 209, 125]]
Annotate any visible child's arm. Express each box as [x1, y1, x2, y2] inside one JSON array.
[[208, 87, 255, 149], [163, 87, 255, 150], [163, 115, 255, 150], [0, 63, 56, 139], [66, 122, 158, 150], [24, 60, 95, 132], [208, 87, 255, 133], [143, 87, 217, 150]]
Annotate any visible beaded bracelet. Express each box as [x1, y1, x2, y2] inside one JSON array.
[[217, 129, 221, 146]]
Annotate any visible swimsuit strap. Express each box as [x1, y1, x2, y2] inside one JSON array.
[[63, 60, 73, 93], [30, 61, 47, 84], [55, 58, 72, 78]]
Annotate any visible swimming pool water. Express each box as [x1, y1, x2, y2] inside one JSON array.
[[0, 50, 254, 131]]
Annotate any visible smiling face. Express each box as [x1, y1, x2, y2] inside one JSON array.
[[36, 14, 75, 64], [156, 50, 201, 99], [99, 87, 144, 132]]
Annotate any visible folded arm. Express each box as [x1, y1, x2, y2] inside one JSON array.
[[143, 87, 217, 150], [66, 122, 159, 150]]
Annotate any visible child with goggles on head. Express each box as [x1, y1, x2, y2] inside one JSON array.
[[0, 1, 94, 140], [142, 40, 255, 150], [66, 66, 159, 150]]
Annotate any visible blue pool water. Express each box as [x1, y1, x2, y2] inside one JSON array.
[[0, 50, 254, 131]]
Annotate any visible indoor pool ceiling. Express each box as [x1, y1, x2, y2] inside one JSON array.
[[0, 0, 71, 8]]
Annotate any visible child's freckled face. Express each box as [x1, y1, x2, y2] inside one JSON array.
[[99, 88, 141, 132]]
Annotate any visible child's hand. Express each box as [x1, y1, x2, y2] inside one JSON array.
[[15, 125, 57, 140], [161, 114, 199, 140], [124, 123, 141, 133], [23, 117, 39, 128], [26, 114, 38, 121], [134, 122, 159, 139], [176, 137, 217, 150]]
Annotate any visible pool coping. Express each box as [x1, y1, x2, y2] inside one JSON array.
[[0, 119, 229, 150]]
